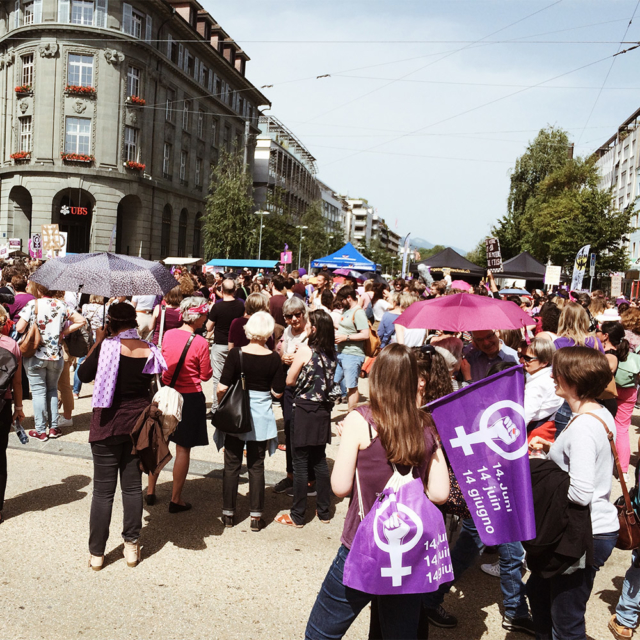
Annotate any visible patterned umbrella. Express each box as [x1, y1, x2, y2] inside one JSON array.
[[29, 252, 180, 297]]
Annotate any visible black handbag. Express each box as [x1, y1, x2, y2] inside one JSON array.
[[211, 350, 252, 435], [64, 319, 94, 357]]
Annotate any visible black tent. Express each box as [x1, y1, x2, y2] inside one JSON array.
[[499, 252, 546, 280], [411, 247, 485, 277]]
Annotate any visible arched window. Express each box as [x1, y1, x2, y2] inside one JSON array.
[[193, 212, 203, 257], [178, 208, 188, 257], [161, 204, 172, 257]]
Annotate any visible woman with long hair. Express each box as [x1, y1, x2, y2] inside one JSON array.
[[16, 284, 84, 441], [597, 321, 640, 478], [528, 347, 619, 639], [414, 344, 454, 404], [146, 297, 212, 510], [276, 310, 337, 528], [149, 286, 183, 346], [77, 302, 166, 570], [305, 344, 450, 639]]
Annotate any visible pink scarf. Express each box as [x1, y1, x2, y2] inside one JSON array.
[[92, 328, 166, 409]]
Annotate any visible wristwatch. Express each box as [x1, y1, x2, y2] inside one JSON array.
[[346, 335, 351, 342]]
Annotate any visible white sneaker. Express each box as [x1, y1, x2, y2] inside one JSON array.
[[57, 416, 73, 428], [481, 560, 501, 578]]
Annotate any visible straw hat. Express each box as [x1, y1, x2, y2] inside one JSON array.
[[596, 308, 621, 323]]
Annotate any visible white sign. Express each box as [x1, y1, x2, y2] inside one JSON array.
[[8, 238, 21, 251], [0, 244, 9, 259], [611, 275, 623, 298], [45, 232, 67, 259], [544, 265, 562, 286]]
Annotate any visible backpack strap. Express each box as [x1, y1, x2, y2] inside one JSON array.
[[168, 334, 196, 388]]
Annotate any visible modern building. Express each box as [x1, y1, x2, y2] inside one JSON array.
[[318, 179, 347, 240], [253, 115, 320, 221], [345, 198, 373, 246], [594, 108, 640, 264], [0, 0, 269, 258]]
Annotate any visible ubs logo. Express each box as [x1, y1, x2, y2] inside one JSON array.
[[61, 205, 88, 216]]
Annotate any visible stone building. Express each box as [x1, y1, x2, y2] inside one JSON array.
[[0, 0, 268, 258]]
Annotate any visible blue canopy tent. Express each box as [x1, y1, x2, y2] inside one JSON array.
[[310, 243, 376, 271], [205, 259, 278, 269]]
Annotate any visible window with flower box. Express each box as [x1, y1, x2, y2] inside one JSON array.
[[124, 126, 138, 162], [65, 116, 91, 154], [21, 54, 34, 87], [127, 65, 140, 98], [19, 116, 32, 152], [68, 54, 93, 87]]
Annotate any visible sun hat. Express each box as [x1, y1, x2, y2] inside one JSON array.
[[596, 308, 621, 323]]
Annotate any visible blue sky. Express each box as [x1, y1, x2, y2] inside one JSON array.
[[202, 0, 640, 251]]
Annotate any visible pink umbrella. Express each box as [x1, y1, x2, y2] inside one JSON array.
[[394, 293, 533, 332], [449, 279, 472, 291]]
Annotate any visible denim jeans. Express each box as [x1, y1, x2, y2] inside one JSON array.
[[527, 531, 618, 640], [306, 544, 422, 640], [25, 356, 64, 434], [89, 437, 143, 556], [422, 518, 528, 619], [616, 551, 640, 629], [334, 353, 365, 391], [73, 356, 85, 395]]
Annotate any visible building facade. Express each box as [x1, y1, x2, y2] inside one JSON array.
[[318, 179, 347, 239], [594, 107, 640, 264], [0, 0, 268, 258], [253, 115, 320, 221]]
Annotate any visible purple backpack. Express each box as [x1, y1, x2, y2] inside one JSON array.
[[343, 466, 453, 595]]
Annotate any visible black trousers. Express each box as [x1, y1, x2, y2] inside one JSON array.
[[223, 436, 267, 517], [89, 436, 142, 556], [0, 402, 13, 511], [291, 444, 331, 525]]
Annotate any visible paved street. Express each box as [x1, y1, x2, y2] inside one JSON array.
[[0, 376, 634, 640]]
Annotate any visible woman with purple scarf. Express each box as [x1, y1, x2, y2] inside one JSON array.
[[78, 303, 166, 572]]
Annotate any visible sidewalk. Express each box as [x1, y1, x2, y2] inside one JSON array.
[[0, 376, 634, 639]]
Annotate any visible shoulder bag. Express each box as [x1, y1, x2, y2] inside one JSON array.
[[211, 350, 252, 434], [65, 319, 94, 357], [151, 333, 195, 441], [19, 299, 42, 358], [588, 412, 640, 550], [350, 309, 381, 358]]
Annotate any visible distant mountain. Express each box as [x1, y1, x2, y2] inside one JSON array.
[[410, 237, 468, 256]]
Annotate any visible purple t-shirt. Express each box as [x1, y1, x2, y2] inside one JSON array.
[[553, 336, 604, 353], [8, 292, 35, 322]]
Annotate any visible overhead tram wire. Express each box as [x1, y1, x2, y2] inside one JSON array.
[[576, 0, 640, 144], [301, 0, 564, 123], [321, 53, 617, 168]]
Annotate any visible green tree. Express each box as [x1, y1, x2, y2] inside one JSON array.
[[466, 239, 488, 268], [417, 244, 447, 260], [359, 237, 397, 274], [203, 149, 255, 259], [493, 126, 571, 259], [520, 157, 633, 275]]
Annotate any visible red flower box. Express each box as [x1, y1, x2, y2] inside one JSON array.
[[127, 95, 146, 106], [65, 85, 96, 96], [61, 152, 94, 163], [125, 161, 146, 171], [11, 151, 30, 160], [15, 85, 32, 94]]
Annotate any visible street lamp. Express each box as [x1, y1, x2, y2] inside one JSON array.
[[296, 225, 308, 269], [254, 210, 270, 260]]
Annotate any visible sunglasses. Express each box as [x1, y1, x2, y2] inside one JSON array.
[[519, 353, 538, 363], [284, 311, 303, 320]]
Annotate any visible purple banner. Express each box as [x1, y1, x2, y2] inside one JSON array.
[[428, 366, 536, 545]]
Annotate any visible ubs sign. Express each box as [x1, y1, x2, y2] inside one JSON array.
[[60, 205, 88, 216]]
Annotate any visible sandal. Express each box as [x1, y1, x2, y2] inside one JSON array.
[[275, 513, 304, 528], [277, 444, 287, 452]]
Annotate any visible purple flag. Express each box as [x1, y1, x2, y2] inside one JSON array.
[[428, 366, 536, 545]]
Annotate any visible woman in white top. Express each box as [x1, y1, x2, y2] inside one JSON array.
[[528, 346, 619, 639], [371, 283, 391, 326]]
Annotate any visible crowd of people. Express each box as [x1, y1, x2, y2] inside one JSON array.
[[3, 257, 640, 639]]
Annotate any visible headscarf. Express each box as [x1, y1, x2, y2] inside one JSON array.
[[92, 328, 166, 408]]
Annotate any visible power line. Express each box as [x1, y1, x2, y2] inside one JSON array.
[[302, 0, 564, 123], [576, 0, 640, 144]]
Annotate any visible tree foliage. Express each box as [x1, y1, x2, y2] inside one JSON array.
[[520, 157, 633, 275], [466, 239, 488, 268], [492, 126, 571, 259], [359, 237, 400, 274], [415, 244, 447, 260], [203, 149, 256, 260]]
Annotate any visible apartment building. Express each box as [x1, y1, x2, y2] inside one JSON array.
[[253, 115, 320, 221], [0, 0, 268, 257]]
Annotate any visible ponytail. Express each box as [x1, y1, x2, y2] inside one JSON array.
[[618, 338, 630, 362]]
